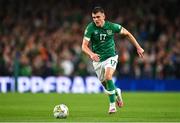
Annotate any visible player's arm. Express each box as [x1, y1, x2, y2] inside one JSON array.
[[82, 38, 100, 62], [120, 27, 144, 58]]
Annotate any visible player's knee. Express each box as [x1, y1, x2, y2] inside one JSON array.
[[105, 74, 112, 81]]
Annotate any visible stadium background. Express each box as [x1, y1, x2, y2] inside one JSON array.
[[0, 0, 180, 122], [0, 0, 180, 92]]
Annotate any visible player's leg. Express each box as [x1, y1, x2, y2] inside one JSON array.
[[102, 80, 123, 107], [92, 58, 122, 113], [102, 81, 123, 109], [115, 88, 124, 107], [104, 67, 117, 114], [104, 55, 123, 110], [92, 61, 110, 95], [92, 61, 116, 113]]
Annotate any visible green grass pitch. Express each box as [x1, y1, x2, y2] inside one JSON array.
[[0, 92, 180, 122]]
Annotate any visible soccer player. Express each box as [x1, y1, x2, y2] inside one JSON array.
[[82, 6, 144, 114]]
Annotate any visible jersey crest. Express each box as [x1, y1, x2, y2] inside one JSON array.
[[107, 30, 112, 35]]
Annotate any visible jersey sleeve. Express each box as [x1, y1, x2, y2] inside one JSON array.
[[112, 23, 122, 33], [83, 24, 93, 41]]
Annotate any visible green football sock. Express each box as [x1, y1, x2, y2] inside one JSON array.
[[106, 80, 116, 90], [106, 80, 116, 103]]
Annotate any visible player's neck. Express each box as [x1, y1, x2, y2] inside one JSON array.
[[100, 21, 105, 27]]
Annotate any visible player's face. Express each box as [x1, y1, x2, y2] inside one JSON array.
[[92, 12, 105, 27]]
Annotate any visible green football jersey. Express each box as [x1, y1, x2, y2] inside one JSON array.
[[84, 21, 122, 61]]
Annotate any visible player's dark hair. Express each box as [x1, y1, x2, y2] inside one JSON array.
[[92, 6, 104, 14]]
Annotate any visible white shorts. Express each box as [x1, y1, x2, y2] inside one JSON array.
[[92, 55, 118, 82]]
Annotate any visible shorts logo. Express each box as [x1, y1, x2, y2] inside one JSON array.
[[107, 30, 112, 35]]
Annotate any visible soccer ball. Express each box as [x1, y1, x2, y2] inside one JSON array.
[[53, 104, 69, 118]]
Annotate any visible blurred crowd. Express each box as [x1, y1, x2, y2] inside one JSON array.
[[0, 0, 179, 79]]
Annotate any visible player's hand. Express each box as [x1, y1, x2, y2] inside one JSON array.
[[137, 47, 144, 58], [90, 53, 100, 62]]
